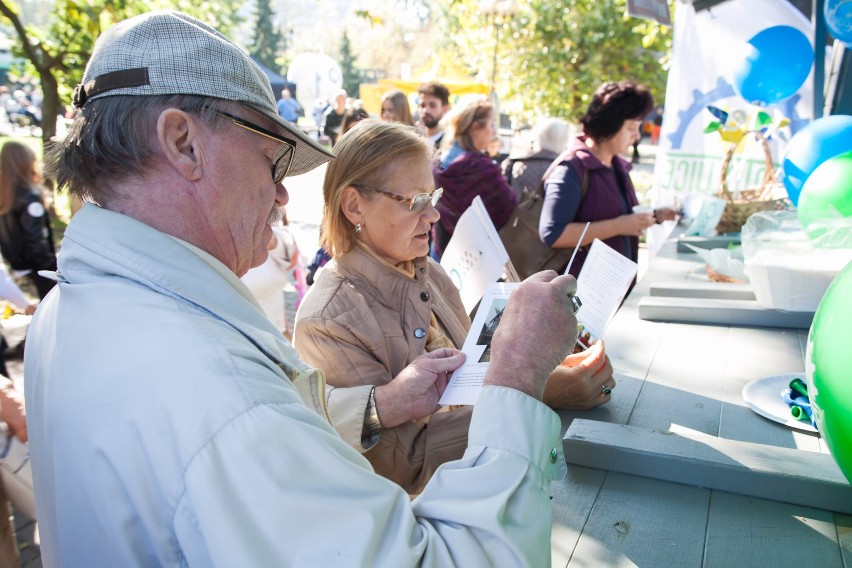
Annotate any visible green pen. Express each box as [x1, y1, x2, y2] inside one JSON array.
[[789, 377, 809, 399]]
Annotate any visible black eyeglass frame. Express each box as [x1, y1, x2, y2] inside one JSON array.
[[355, 185, 443, 213], [213, 109, 298, 184]]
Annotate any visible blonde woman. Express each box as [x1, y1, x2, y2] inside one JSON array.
[[380, 89, 414, 126], [432, 99, 517, 259], [295, 120, 615, 493]]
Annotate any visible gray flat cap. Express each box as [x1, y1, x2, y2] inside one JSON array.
[[73, 10, 333, 177]]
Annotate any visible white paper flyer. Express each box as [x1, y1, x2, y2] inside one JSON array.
[[439, 239, 637, 405], [439, 196, 514, 314]]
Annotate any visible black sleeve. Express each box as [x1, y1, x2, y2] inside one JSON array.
[[18, 199, 56, 271]]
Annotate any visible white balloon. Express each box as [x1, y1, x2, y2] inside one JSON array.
[[287, 53, 343, 110]]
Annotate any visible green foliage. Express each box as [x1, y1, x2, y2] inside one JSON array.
[[436, 0, 672, 124], [339, 31, 363, 97], [250, 0, 282, 71], [0, 0, 242, 146]]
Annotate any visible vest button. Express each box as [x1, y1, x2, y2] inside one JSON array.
[[414, 328, 426, 339], [420, 291, 430, 301]]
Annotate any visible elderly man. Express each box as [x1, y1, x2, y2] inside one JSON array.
[[25, 11, 580, 566]]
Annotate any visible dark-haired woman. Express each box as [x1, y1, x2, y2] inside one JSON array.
[[0, 141, 57, 299], [539, 81, 676, 277]]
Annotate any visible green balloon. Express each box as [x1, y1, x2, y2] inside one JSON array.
[[806, 260, 852, 484], [798, 150, 852, 238]]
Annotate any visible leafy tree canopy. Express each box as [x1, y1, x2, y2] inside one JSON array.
[[250, 0, 283, 71], [0, 0, 241, 144], [435, 0, 672, 124]]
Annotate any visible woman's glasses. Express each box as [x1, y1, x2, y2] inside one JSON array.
[[358, 186, 443, 213]]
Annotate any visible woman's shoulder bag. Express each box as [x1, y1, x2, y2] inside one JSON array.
[[498, 152, 588, 280]]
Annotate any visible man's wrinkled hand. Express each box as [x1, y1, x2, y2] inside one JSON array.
[[484, 271, 578, 401]]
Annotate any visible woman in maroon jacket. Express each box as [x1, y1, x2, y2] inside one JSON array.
[[539, 81, 677, 277], [431, 100, 517, 260]]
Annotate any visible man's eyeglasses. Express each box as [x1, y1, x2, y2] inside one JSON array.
[[357, 186, 443, 213], [214, 110, 297, 184]]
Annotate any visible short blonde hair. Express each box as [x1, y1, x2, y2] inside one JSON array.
[[442, 99, 493, 153], [321, 119, 433, 257]]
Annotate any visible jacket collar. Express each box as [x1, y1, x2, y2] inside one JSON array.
[[333, 245, 430, 312], [569, 134, 633, 174], [59, 204, 318, 384]]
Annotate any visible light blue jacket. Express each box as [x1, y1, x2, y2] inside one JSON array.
[[25, 203, 566, 566]]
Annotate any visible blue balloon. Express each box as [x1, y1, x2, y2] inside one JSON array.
[[732, 26, 814, 105], [825, 0, 852, 44], [782, 115, 852, 205]]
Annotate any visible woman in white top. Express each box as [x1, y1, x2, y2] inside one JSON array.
[[241, 224, 303, 340]]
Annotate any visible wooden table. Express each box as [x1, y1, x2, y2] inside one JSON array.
[[550, 232, 852, 567]]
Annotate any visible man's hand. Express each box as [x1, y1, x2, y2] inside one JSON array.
[[484, 271, 578, 401], [374, 348, 466, 428], [0, 379, 27, 442], [543, 340, 615, 409]]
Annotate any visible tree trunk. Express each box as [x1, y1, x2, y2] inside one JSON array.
[[39, 72, 60, 212], [40, 72, 60, 144]]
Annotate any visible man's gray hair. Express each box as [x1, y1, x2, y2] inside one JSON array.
[[46, 95, 228, 205], [534, 117, 569, 154]]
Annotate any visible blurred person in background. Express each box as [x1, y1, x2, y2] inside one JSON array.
[[0, 141, 57, 299], [501, 117, 569, 200], [241, 215, 305, 341], [416, 81, 451, 149], [276, 88, 303, 123], [380, 89, 414, 126], [431, 99, 517, 260], [321, 89, 347, 147], [340, 106, 370, 136]]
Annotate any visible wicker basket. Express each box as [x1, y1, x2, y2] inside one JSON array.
[[715, 131, 788, 235]]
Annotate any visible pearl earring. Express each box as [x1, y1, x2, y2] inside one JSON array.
[[355, 223, 362, 233]]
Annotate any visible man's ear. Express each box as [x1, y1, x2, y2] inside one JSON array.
[[340, 186, 365, 226], [156, 109, 204, 181]]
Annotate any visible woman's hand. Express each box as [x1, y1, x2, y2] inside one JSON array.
[[543, 340, 615, 409], [374, 348, 466, 428], [653, 207, 678, 223], [618, 212, 656, 236]]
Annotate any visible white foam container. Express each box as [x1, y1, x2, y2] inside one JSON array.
[[745, 248, 852, 312]]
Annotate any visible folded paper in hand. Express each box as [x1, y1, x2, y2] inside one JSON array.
[[440, 196, 515, 314], [439, 239, 637, 405]]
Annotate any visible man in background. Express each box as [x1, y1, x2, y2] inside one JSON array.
[[276, 87, 303, 123], [417, 80, 451, 149]]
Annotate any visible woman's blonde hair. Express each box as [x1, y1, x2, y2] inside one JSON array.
[[321, 119, 432, 257], [0, 141, 38, 216], [441, 99, 493, 153], [380, 89, 414, 126]]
